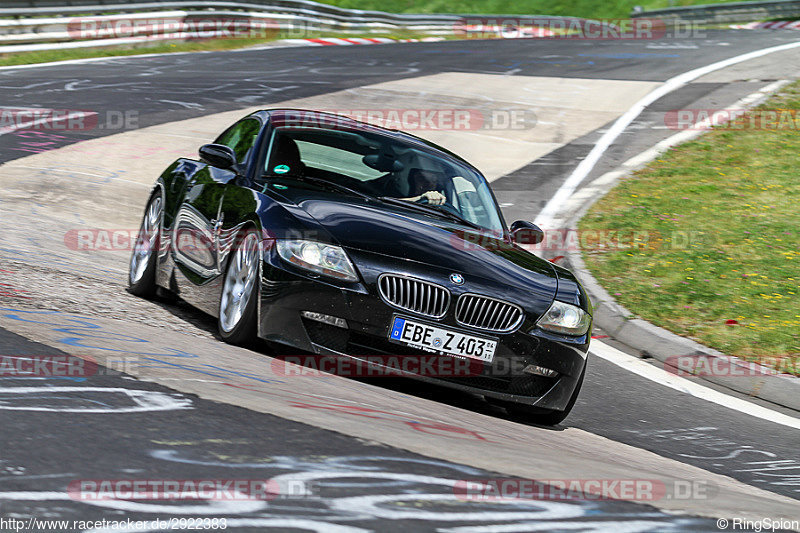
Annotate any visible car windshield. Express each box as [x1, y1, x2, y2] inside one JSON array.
[[263, 126, 505, 233]]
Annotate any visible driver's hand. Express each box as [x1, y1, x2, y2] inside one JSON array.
[[420, 191, 446, 205]]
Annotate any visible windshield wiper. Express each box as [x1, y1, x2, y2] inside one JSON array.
[[377, 197, 482, 230]]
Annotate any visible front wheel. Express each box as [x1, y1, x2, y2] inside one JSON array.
[[218, 230, 260, 345], [505, 364, 586, 426], [128, 194, 163, 298]]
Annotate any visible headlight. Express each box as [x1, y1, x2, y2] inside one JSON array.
[[536, 300, 591, 336], [276, 240, 358, 282]]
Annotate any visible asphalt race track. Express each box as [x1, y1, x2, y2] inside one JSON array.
[[1, 31, 800, 532]]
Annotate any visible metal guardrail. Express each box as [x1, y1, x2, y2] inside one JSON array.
[[632, 0, 800, 24], [12, 0, 757, 56], [0, 12, 437, 51], [0, 1, 594, 55], [0, 1, 467, 54], [0, 0, 461, 22]]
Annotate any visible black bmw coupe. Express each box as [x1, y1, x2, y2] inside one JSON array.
[[129, 109, 592, 425]]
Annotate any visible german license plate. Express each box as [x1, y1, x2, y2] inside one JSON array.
[[388, 316, 496, 363]]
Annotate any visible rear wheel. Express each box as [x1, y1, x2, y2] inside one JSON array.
[[128, 194, 163, 298], [504, 364, 586, 426], [218, 230, 260, 345]]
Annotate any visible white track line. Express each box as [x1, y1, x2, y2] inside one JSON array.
[[0, 52, 204, 71], [535, 39, 800, 229], [591, 341, 800, 431], [0, 492, 70, 500]]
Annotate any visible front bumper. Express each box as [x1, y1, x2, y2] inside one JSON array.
[[258, 255, 590, 412]]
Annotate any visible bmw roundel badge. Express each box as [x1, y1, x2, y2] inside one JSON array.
[[450, 273, 464, 285]]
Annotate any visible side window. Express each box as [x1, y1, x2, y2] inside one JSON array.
[[214, 118, 261, 164]]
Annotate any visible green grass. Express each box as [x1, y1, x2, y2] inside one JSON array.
[[320, 0, 748, 19], [0, 38, 264, 67], [579, 81, 800, 375], [0, 29, 439, 67]]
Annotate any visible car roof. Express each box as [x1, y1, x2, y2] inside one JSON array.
[[251, 108, 482, 175]]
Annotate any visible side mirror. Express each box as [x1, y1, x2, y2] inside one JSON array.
[[510, 220, 544, 245], [199, 144, 237, 170]]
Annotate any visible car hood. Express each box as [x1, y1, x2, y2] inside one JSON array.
[[272, 188, 559, 303]]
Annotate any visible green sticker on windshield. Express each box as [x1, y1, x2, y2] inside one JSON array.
[[273, 164, 290, 174]]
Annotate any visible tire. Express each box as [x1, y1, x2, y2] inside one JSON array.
[[505, 364, 586, 426], [128, 194, 163, 298], [218, 229, 260, 345]]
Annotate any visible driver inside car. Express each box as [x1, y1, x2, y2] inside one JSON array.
[[362, 167, 448, 206], [403, 168, 447, 206]]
